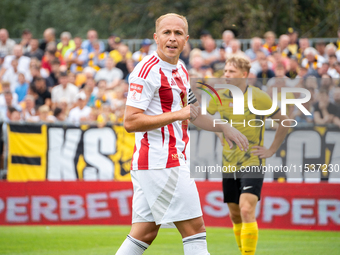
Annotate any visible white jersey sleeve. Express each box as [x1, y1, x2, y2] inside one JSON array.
[[126, 69, 157, 111]]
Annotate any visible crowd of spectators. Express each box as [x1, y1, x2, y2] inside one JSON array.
[[187, 28, 340, 127], [0, 26, 340, 128]]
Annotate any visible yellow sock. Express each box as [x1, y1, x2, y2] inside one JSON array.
[[241, 222, 258, 255], [233, 223, 243, 252]]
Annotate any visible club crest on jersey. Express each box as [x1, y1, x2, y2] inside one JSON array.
[[229, 102, 233, 107], [128, 83, 143, 101]]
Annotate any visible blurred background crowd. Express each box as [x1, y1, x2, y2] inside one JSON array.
[[0, 26, 340, 127]]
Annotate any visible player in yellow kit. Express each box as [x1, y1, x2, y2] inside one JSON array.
[[207, 56, 290, 255]]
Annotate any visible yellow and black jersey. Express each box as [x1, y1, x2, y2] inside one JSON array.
[[263, 43, 277, 54], [207, 85, 280, 171]]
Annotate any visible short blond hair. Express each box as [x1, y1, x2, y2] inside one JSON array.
[[264, 31, 276, 39], [155, 13, 188, 35], [225, 56, 251, 74]]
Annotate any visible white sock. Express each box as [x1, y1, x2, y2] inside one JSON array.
[[115, 235, 149, 255], [182, 232, 210, 255]]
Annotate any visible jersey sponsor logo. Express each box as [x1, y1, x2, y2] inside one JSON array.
[[129, 83, 143, 101]]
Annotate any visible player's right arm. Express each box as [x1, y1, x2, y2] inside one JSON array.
[[124, 104, 190, 133]]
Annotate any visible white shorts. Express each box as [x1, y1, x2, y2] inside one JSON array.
[[131, 165, 203, 225]]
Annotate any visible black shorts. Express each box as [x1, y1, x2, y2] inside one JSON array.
[[222, 169, 264, 204]]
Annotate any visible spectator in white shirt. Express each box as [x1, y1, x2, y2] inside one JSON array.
[[0, 90, 21, 122], [0, 44, 31, 80], [68, 91, 91, 125], [201, 38, 220, 65], [0, 82, 19, 109], [2, 58, 21, 92], [21, 95, 36, 121], [51, 72, 78, 109], [0, 29, 15, 56], [94, 57, 123, 88], [225, 39, 249, 60], [222, 30, 235, 54]]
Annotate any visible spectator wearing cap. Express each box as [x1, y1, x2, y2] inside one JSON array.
[[57, 32, 76, 57], [81, 29, 105, 53], [86, 40, 107, 71], [263, 31, 277, 54], [68, 91, 91, 125], [106, 34, 119, 52], [199, 30, 212, 51], [0, 44, 31, 80], [64, 36, 88, 74], [24, 39, 44, 61], [132, 39, 153, 62], [51, 72, 79, 109], [20, 29, 32, 54], [0, 28, 15, 56], [222, 30, 235, 54], [39, 28, 56, 52], [245, 37, 269, 61], [287, 27, 299, 55]]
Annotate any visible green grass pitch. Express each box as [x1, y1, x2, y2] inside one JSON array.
[[0, 226, 339, 254]]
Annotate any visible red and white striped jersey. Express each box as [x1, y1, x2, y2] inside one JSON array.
[[127, 52, 190, 170]]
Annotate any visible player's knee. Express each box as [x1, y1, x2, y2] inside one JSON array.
[[240, 204, 255, 221], [229, 210, 241, 223], [144, 229, 159, 244], [229, 212, 242, 223]]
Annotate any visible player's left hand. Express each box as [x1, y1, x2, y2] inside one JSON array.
[[190, 104, 200, 121], [251, 146, 274, 158]]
